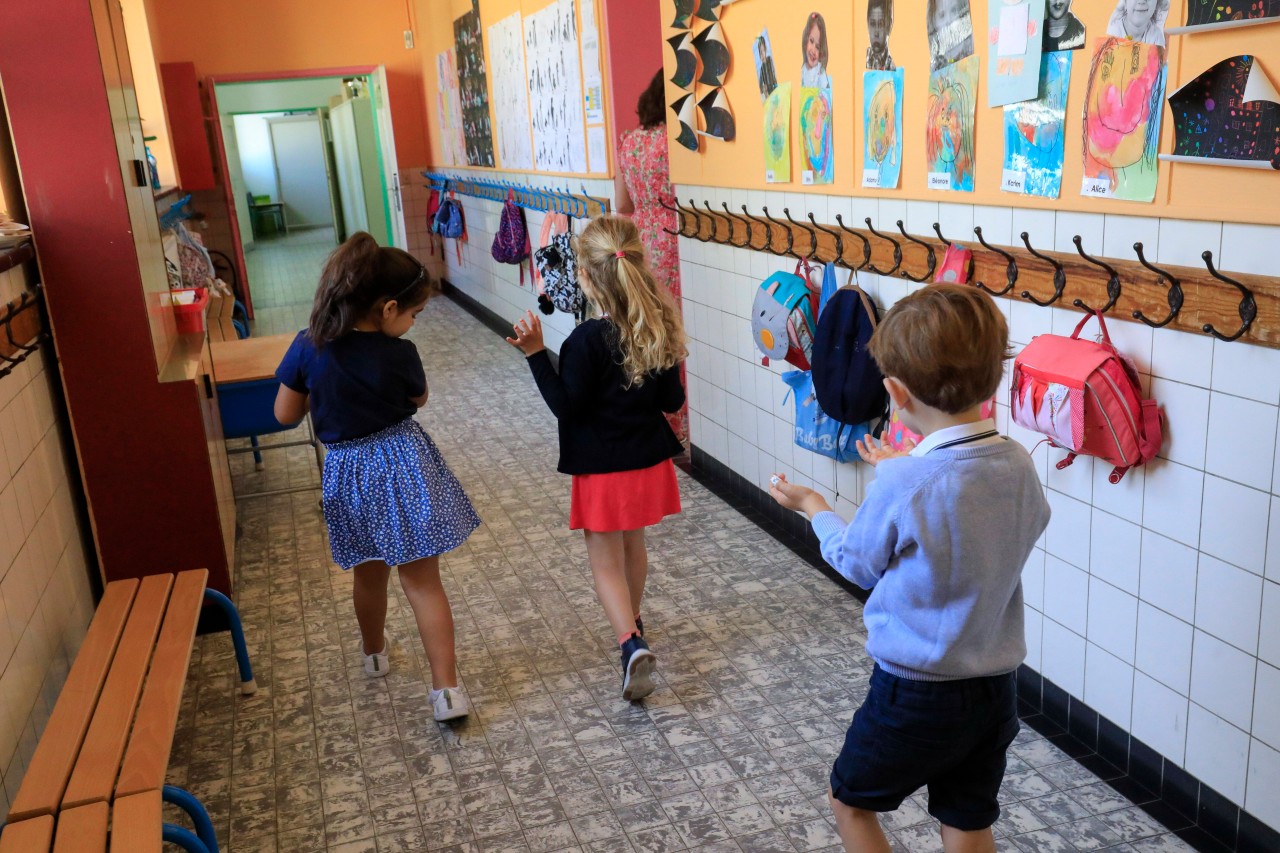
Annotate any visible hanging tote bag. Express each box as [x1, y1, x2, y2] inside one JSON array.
[[533, 214, 582, 315]]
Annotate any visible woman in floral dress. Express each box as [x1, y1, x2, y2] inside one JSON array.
[[614, 70, 687, 445]]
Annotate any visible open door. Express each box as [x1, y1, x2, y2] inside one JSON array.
[[369, 66, 408, 248]]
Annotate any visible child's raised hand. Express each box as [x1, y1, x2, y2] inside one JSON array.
[[856, 430, 913, 466], [506, 310, 545, 356], [768, 473, 831, 517]]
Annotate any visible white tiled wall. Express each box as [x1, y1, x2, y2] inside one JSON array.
[[405, 166, 616, 355], [0, 263, 96, 815], [676, 185, 1280, 834]]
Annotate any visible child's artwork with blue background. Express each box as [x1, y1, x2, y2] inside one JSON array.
[[1003, 51, 1071, 197], [863, 68, 904, 188], [988, 0, 1046, 107]]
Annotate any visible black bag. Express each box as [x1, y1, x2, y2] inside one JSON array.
[[810, 272, 888, 433]]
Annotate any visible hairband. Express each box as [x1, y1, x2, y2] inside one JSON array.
[[615, 251, 626, 259]]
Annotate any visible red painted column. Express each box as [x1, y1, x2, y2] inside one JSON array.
[[0, 0, 232, 592], [603, 0, 664, 144]]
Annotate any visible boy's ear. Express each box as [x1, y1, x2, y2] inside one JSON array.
[[884, 376, 912, 410]]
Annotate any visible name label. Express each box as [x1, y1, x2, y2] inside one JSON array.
[[1002, 169, 1027, 193], [928, 171, 953, 190], [862, 168, 881, 188], [802, 170, 815, 185], [1081, 176, 1112, 198]]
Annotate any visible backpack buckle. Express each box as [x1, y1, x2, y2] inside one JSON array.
[[1055, 451, 1077, 470]]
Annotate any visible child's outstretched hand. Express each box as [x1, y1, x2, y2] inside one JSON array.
[[856, 430, 913, 466], [506, 310, 545, 356], [769, 474, 832, 518]]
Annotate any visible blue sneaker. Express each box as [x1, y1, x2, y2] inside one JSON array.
[[635, 615, 644, 638], [620, 634, 657, 701]]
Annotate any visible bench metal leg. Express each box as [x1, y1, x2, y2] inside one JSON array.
[[249, 435, 264, 470], [202, 589, 256, 695], [163, 786, 219, 853], [163, 823, 212, 853]]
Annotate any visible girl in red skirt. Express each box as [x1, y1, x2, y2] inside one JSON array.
[[507, 215, 687, 701]]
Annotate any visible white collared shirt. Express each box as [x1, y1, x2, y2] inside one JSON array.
[[909, 418, 1003, 457]]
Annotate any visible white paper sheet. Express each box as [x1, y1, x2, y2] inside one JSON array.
[[580, 0, 606, 125], [587, 126, 607, 173], [488, 12, 535, 171], [435, 50, 466, 167], [524, 0, 588, 173], [998, 4, 1029, 56]]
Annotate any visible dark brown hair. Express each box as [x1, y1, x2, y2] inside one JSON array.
[[637, 70, 665, 129], [307, 232, 433, 346], [869, 284, 1010, 414]]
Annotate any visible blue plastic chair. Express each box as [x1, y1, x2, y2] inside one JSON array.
[[218, 378, 323, 499]]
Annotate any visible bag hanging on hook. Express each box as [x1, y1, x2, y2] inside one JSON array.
[[1010, 311, 1164, 483], [935, 242, 973, 284], [491, 190, 531, 284], [750, 258, 821, 369], [782, 368, 860, 463], [810, 269, 889, 439]]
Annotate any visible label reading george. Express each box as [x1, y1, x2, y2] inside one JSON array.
[[802, 170, 815, 186], [1001, 169, 1027, 193], [862, 168, 881, 188], [928, 172, 953, 190], [1081, 176, 1112, 198]]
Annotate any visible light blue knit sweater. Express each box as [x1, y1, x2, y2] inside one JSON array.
[[812, 440, 1051, 681]]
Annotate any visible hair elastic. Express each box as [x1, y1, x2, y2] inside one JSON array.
[[615, 251, 626, 259]]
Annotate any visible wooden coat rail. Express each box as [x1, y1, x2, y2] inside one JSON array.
[[422, 171, 610, 219], [665, 200, 1278, 349], [0, 243, 45, 379]]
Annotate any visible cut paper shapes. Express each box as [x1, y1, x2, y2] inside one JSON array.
[[988, 0, 1046, 107], [692, 22, 730, 87], [698, 87, 736, 141], [754, 29, 779, 101], [928, 0, 976, 71], [864, 68, 904, 188], [926, 55, 979, 192], [764, 82, 792, 182], [668, 32, 697, 90], [1106, 0, 1170, 46], [672, 93, 699, 151], [801, 13, 832, 89], [1004, 50, 1072, 197], [1081, 37, 1167, 201], [1168, 0, 1279, 34], [799, 87, 833, 184], [1165, 55, 1280, 170], [671, 0, 695, 29], [1043, 0, 1086, 50]]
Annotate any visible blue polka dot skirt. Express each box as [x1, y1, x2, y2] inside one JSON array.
[[321, 417, 481, 570]]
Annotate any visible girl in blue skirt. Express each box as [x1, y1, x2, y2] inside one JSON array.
[[274, 232, 480, 722]]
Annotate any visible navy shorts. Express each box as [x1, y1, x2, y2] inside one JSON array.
[[830, 665, 1020, 831]]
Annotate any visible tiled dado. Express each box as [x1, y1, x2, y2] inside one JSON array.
[[675, 183, 1280, 851]]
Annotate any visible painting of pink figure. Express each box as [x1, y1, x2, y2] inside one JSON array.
[[1081, 37, 1167, 202]]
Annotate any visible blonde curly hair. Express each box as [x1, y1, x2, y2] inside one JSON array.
[[575, 215, 687, 387]]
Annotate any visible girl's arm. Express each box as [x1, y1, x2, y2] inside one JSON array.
[[613, 171, 635, 216], [655, 364, 686, 413], [410, 385, 429, 408], [507, 311, 596, 418], [274, 385, 308, 426]]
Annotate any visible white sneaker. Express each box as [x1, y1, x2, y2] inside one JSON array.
[[430, 686, 471, 721], [362, 633, 390, 678]]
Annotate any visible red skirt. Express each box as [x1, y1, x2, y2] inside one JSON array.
[[570, 459, 682, 532]]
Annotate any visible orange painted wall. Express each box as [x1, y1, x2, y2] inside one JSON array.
[[145, 0, 431, 168]]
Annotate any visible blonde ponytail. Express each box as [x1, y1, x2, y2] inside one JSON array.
[[576, 215, 687, 387]]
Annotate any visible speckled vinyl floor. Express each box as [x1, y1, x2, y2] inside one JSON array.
[[169, 291, 1201, 852]]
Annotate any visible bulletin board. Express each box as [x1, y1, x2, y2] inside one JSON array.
[[424, 0, 613, 177], [664, 0, 1280, 225]]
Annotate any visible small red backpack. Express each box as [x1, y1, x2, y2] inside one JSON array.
[[1010, 312, 1163, 483]]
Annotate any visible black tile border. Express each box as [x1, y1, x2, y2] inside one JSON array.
[[444, 284, 1280, 853]]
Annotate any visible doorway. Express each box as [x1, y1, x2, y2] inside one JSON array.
[[208, 69, 406, 331]]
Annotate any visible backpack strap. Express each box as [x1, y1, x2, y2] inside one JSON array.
[[1070, 309, 1112, 346]]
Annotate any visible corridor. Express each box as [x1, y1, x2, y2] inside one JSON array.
[[244, 228, 337, 337], [171, 295, 1199, 853]]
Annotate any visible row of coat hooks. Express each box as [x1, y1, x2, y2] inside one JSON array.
[[661, 198, 1277, 348], [422, 171, 610, 219], [0, 243, 46, 381]]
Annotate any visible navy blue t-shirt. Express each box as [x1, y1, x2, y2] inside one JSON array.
[[275, 330, 426, 443]]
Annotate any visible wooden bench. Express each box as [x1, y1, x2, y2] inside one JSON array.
[[0, 570, 253, 853]]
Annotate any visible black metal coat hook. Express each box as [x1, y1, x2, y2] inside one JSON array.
[[722, 203, 750, 248], [863, 218, 903, 276], [1131, 242, 1184, 328], [810, 214, 845, 268], [1201, 251, 1257, 342], [762, 206, 796, 257], [658, 198, 686, 236], [972, 226, 1018, 296], [742, 207, 776, 253], [1019, 232, 1067, 306], [896, 221, 936, 283], [687, 199, 713, 243], [932, 223, 975, 283], [702, 201, 727, 243], [784, 208, 820, 260], [1072, 235, 1121, 314], [834, 214, 873, 270]]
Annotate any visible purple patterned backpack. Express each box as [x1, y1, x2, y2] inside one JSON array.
[[491, 191, 531, 283]]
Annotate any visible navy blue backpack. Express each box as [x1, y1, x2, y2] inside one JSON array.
[[810, 270, 888, 435]]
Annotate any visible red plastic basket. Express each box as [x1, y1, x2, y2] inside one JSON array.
[[172, 287, 209, 334]]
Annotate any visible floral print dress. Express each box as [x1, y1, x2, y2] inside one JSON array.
[[617, 126, 688, 444]]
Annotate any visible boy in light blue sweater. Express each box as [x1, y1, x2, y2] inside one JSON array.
[[771, 284, 1050, 853]]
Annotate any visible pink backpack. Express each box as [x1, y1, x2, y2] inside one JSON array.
[[1011, 312, 1163, 483]]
